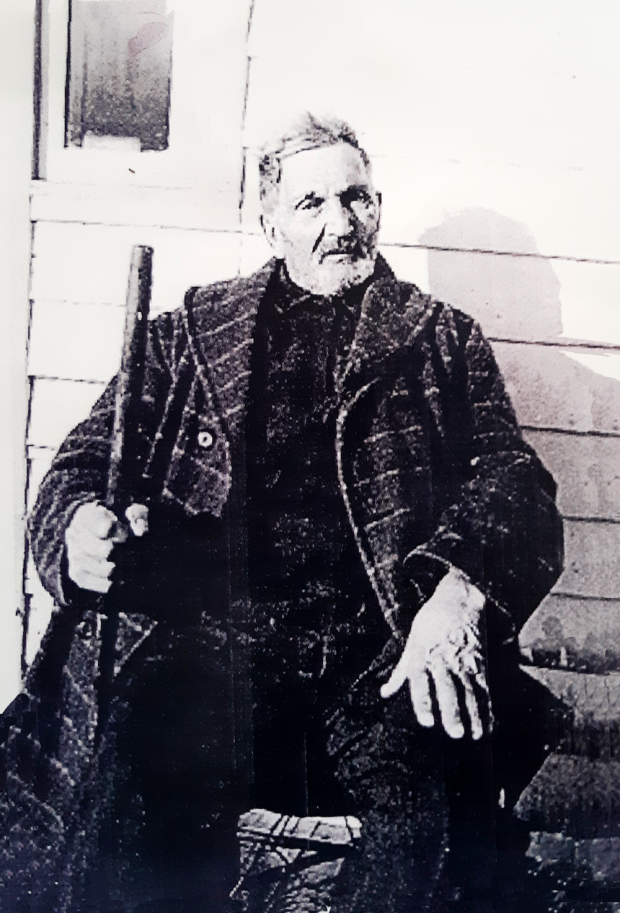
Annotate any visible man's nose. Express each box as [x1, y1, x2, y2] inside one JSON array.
[[324, 197, 354, 236]]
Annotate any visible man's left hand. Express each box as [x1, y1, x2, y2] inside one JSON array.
[[380, 567, 491, 740]]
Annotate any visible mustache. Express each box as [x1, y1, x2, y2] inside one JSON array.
[[316, 239, 369, 262]]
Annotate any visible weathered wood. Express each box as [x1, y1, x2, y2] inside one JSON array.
[[524, 430, 620, 522], [521, 595, 620, 674], [493, 342, 620, 435], [520, 669, 620, 724], [234, 809, 361, 912], [520, 668, 620, 762], [27, 379, 106, 449], [516, 753, 620, 838], [527, 832, 620, 891], [557, 521, 620, 600]]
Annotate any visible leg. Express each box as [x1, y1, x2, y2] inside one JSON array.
[[324, 637, 450, 913], [91, 620, 241, 912]]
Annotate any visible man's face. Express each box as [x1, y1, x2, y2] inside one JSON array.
[[261, 143, 381, 296]]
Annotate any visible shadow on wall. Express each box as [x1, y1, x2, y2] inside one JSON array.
[[421, 208, 563, 342], [419, 208, 620, 665]]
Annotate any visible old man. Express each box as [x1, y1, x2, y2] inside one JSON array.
[[20, 114, 563, 912]]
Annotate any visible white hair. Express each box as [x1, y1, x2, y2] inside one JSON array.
[[258, 112, 371, 212]]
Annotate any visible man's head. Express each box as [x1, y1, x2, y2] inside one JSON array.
[[259, 113, 381, 296]]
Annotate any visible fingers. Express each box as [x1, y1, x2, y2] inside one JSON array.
[[381, 646, 436, 730], [65, 544, 115, 593], [380, 654, 408, 700], [67, 564, 115, 595], [409, 667, 434, 729], [466, 671, 493, 739], [380, 646, 491, 741], [430, 663, 465, 739], [71, 501, 116, 539], [65, 502, 122, 593], [462, 677, 484, 741]]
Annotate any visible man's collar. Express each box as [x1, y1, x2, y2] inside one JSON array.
[[187, 251, 436, 407], [270, 254, 395, 316]]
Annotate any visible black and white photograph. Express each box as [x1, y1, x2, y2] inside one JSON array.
[[1, 2, 619, 911]]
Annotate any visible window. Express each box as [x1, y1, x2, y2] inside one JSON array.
[[66, 0, 173, 152]]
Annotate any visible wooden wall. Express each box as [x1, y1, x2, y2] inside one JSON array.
[[23, 0, 620, 890]]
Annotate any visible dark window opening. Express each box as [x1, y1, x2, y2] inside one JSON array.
[[66, 0, 173, 152]]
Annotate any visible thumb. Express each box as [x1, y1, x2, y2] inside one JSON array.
[[380, 658, 407, 699], [125, 503, 149, 537]]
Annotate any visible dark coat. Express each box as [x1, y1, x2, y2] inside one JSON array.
[[2, 257, 563, 910], [32, 255, 562, 634]]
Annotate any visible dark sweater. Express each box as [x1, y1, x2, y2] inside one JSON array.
[[245, 265, 389, 814], [246, 264, 381, 683]]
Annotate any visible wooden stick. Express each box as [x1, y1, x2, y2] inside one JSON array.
[[106, 244, 153, 513], [95, 244, 153, 746]]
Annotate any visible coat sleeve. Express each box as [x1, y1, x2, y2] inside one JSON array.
[[404, 317, 564, 631], [28, 315, 177, 607]]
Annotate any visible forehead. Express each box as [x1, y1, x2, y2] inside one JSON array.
[[278, 143, 372, 202]]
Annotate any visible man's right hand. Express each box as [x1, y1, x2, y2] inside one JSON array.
[[65, 501, 149, 594]]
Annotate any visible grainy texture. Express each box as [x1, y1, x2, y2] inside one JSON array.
[[19, 2, 620, 905], [521, 597, 620, 674], [7, 257, 563, 910]]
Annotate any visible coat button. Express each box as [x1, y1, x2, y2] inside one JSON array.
[[198, 430, 214, 449]]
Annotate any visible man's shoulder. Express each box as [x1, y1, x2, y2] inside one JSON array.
[[190, 260, 275, 313], [151, 260, 276, 340], [372, 268, 479, 350]]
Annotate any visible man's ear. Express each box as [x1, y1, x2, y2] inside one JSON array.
[[260, 213, 285, 258]]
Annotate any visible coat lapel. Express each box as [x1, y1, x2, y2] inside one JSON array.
[[336, 256, 440, 631], [341, 254, 438, 390], [156, 260, 276, 516], [187, 259, 276, 441]]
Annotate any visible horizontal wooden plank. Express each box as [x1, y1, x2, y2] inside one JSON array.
[[27, 447, 55, 511], [524, 430, 620, 523], [408, 243, 620, 347], [527, 832, 620, 888], [558, 521, 620, 600], [521, 595, 620, 674], [246, 14, 610, 175], [31, 182, 242, 234], [28, 300, 126, 381], [31, 221, 242, 312], [493, 342, 620, 435], [29, 255, 620, 438], [521, 668, 620, 727], [516, 753, 620, 839], [553, 258, 620, 349], [519, 668, 620, 765], [28, 379, 106, 448]]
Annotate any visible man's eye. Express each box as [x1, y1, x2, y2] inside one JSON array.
[[344, 188, 372, 207], [297, 197, 323, 211]]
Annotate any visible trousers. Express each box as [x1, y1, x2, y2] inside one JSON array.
[[85, 597, 544, 913]]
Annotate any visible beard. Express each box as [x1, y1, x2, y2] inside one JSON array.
[[315, 253, 377, 296], [287, 243, 378, 297]]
